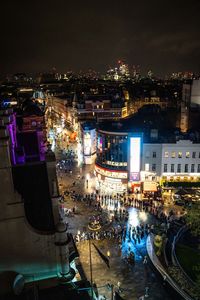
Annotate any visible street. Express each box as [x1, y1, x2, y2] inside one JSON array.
[[47, 110, 180, 300]]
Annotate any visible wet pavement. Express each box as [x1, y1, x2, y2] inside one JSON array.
[[47, 120, 173, 299], [58, 180, 171, 300], [77, 207, 171, 300]]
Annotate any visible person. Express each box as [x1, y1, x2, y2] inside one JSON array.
[[129, 251, 135, 265], [143, 256, 148, 265], [163, 274, 167, 285], [144, 286, 149, 297]]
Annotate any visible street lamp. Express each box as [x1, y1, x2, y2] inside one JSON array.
[[107, 250, 111, 258], [86, 173, 90, 189]]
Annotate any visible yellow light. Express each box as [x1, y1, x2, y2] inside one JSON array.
[[107, 251, 111, 257]]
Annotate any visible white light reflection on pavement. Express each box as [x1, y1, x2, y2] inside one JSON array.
[[122, 208, 149, 262]]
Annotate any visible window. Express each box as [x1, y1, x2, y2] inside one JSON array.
[[186, 152, 190, 158], [191, 164, 195, 173], [145, 151, 150, 158], [164, 152, 169, 158], [199, 152, 200, 158], [198, 164, 200, 172], [178, 152, 182, 158], [152, 164, 156, 171], [184, 164, 188, 172], [177, 164, 181, 173], [192, 152, 196, 158], [171, 164, 174, 172], [153, 151, 156, 158], [164, 164, 167, 172], [171, 151, 176, 158], [145, 163, 149, 171]]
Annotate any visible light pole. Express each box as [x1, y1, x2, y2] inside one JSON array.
[[86, 173, 90, 189]]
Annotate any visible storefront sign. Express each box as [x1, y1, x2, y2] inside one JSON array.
[[143, 181, 157, 192], [95, 165, 128, 179]]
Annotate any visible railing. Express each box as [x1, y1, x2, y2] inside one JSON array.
[[147, 234, 194, 300], [172, 226, 196, 287]]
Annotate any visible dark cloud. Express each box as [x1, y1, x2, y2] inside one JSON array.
[[0, 0, 200, 76]]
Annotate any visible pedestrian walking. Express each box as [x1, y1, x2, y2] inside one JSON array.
[[143, 256, 148, 265]]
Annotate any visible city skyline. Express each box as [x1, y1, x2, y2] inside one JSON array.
[[1, 0, 200, 76]]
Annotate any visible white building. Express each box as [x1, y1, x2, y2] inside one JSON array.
[[191, 79, 200, 108], [142, 140, 200, 186]]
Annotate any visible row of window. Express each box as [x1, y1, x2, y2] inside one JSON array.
[[146, 151, 200, 159], [145, 163, 200, 173], [164, 151, 199, 159], [163, 164, 200, 173]]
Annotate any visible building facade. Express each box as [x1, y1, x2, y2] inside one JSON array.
[[95, 117, 200, 194]]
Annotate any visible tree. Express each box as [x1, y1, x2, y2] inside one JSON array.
[[185, 202, 200, 237]]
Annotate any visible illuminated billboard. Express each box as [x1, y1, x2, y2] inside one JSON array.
[[143, 181, 157, 192], [83, 132, 91, 155], [129, 136, 141, 181]]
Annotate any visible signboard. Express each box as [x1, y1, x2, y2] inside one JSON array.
[[143, 181, 157, 192], [95, 165, 128, 179], [129, 136, 141, 181], [84, 129, 96, 156]]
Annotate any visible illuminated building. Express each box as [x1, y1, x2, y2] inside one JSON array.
[[81, 122, 96, 164], [95, 106, 200, 193], [0, 108, 82, 298], [191, 79, 200, 108], [72, 93, 127, 125], [106, 61, 130, 81]]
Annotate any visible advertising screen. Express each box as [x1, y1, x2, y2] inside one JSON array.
[[83, 132, 91, 155], [129, 137, 141, 181]]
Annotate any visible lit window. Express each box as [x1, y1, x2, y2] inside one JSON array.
[[145, 163, 149, 171], [186, 152, 190, 158], [171, 151, 176, 158], [164, 152, 169, 158], [178, 152, 182, 158]]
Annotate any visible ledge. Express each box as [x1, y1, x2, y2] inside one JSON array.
[[146, 234, 194, 300]]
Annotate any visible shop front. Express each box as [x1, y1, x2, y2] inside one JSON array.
[[162, 175, 200, 188], [95, 164, 128, 194]]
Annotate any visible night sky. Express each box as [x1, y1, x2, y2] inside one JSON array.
[[1, 0, 200, 76]]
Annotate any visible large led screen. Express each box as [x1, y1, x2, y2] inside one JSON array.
[[129, 137, 141, 181]]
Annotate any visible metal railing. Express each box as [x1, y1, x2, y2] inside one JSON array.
[[172, 225, 196, 287]]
